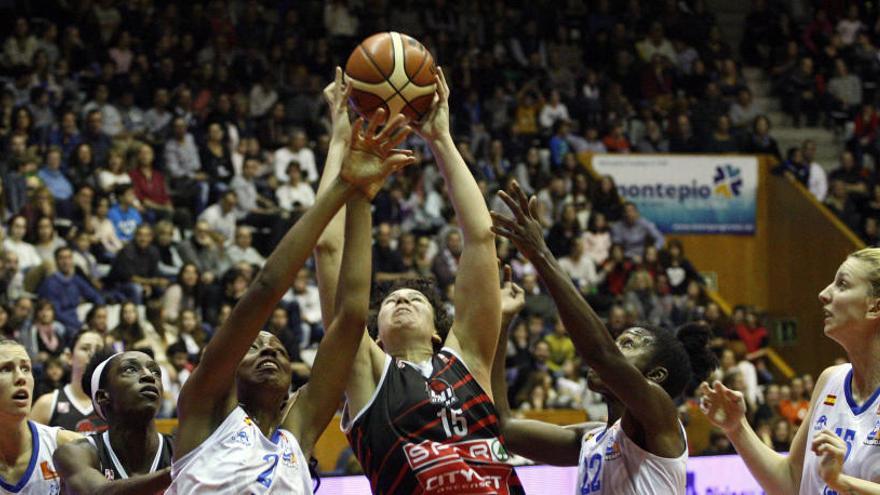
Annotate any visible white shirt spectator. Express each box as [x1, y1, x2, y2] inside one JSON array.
[[558, 253, 603, 291], [837, 18, 863, 45], [324, 2, 359, 37], [82, 101, 123, 137], [285, 285, 322, 325], [224, 244, 265, 268], [249, 83, 278, 119], [198, 204, 237, 242], [276, 182, 315, 211], [164, 134, 202, 179], [539, 102, 570, 130], [809, 161, 828, 202], [3, 239, 42, 271], [274, 147, 318, 184]]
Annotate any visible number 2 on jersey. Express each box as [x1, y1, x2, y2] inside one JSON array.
[[581, 453, 602, 494], [256, 454, 279, 488]]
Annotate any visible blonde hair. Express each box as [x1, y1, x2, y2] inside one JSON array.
[[849, 248, 880, 296]]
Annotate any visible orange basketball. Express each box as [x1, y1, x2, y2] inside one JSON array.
[[345, 32, 437, 123]]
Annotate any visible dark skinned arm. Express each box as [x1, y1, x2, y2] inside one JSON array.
[[490, 265, 586, 466], [491, 181, 682, 458]]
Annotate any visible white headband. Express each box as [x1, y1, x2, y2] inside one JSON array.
[[90, 352, 122, 420]]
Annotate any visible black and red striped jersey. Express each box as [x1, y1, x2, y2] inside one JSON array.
[[344, 347, 524, 495]]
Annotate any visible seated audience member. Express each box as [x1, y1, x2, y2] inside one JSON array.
[[37, 246, 104, 333], [107, 224, 166, 303]]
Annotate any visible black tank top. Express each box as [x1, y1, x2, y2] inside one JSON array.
[[49, 385, 107, 433], [86, 431, 174, 481], [346, 347, 524, 494]]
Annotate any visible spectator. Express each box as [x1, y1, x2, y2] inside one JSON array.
[[824, 179, 861, 231], [81, 110, 112, 169], [36, 246, 104, 333], [199, 190, 238, 243], [178, 221, 224, 284], [539, 90, 570, 132], [90, 195, 124, 257], [431, 228, 461, 290], [273, 129, 318, 185], [801, 140, 828, 202], [4, 215, 41, 272], [610, 202, 664, 261], [161, 263, 202, 324], [153, 220, 184, 278], [96, 150, 131, 194], [836, 4, 863, 46], [849, 103, 879, 167], [542, 317, 575, 374], [275, 161, 315, 213], [224, 225, 265, 269], [622, 269, 664, 326], [3, 18, 38, 68], [742, 115, 781, 160], [107, 184, 143, 243], [38, 147, 73, 205], [826, 59, 862, 127], [636, 21, 676, 63], [729, 88, 761, 130], [19, 299, 67, 365], [106, 223, 165, 304], [164, 116, 207, 212]]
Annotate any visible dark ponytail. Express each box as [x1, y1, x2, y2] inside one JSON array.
[[644, 322, 718, 398]]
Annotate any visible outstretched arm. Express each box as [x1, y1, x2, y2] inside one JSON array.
[[420, 68, 500, 391], [491, 181, 680, 456], [54, 440, 170, 495], [313, 70, 387, 416], [491, 265, 584, 466], [287, 110, 414, 454], [287, 195, 375, 455], [315, 67, 351, 327], [175, 110, 411, 458]]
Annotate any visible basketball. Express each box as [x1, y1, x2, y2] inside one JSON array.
[[345, 32, 437, 123]]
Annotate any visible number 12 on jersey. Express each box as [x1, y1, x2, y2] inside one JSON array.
[[581, 453, 602, 494]]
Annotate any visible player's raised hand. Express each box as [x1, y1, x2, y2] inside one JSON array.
[[698, 380, 747, 433], [415, 66, 450, 142], [323, 66, 353, 144], [500, 264, 525, 319], [491, 180, 549, 261], [813, 429, 847, 489], [341, 108, 415, 199]]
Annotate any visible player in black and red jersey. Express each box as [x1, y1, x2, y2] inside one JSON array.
[[313, 68, 523, 495]]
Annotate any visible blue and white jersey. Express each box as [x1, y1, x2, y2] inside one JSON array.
[[0, 422, 62, 495], [801, 364, 880, 494], [576, 419, 687, 494], [167, 406, 312, 494]]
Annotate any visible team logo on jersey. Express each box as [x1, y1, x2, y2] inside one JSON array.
[[281, 450, 297, 467], [57, 401, 70, 414], [604, 440, 621, 461], [824, 394, 837, 406], [865, 421, 880, 446], [232, 429, 252, 446], [814, 415, 828, 431], [426, 378, 458, 407], [40, 461, 59, 480], [491, 440, 510, 462]]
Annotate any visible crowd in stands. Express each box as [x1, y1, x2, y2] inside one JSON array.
[[0, 0, 848, 471], [746, 1, 880, 245]]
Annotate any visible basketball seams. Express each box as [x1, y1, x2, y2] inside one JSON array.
[[347, 31, 437, 121]]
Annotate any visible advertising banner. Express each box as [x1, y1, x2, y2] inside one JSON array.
[[321, 455, 767, 494], [592, 155, 759, 235]]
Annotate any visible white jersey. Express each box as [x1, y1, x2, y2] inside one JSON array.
[[167, 406, 312, 495], [576, 419, 687, 495], [800, 364, 880, 494], [0, 421, 62, 494]]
